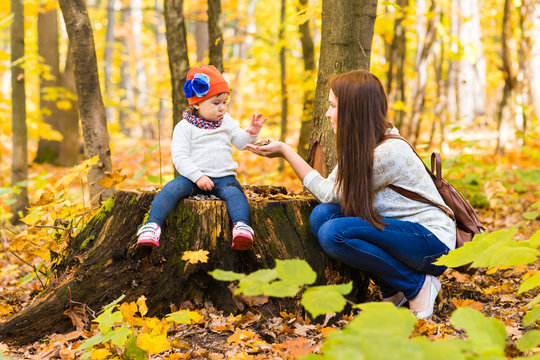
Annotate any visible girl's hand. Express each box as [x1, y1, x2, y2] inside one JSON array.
[[245, 113, 267, 135], [245, 141, 287, 158], [196, 175, 214, 191]]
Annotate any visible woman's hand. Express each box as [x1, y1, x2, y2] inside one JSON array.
[[245, 113, 267, 135], [196, 175, 214, 191], [245, 141, 287, 158]]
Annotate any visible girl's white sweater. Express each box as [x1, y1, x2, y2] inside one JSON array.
[[303, 129, 456, 250]]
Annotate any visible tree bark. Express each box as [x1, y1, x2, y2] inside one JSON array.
[[0, 189, 369, 345], [58, 0, 115, 205], [385, 0, 408, 131], [208, 0, 223, 72], [278, 0, 288, 172], [35, 8, 61, 164], [307, 0, 378, 176], [495, 0, 515, 155], [164, 0, 190, 129], [520, 0, 540, 127], [10, 0, 29, 223], [296, 0, 316, 160]]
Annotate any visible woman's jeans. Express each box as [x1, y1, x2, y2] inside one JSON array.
[[147, 175, 250, 227], [309, 203, 449, 300]]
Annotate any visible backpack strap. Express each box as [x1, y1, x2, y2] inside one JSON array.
[[382, 134, 455, 220]]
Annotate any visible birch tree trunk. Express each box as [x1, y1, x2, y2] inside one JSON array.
[[296, 0, 316, 160], [208, 0, 223, 72], [119, 1, 134, 136], [103, 0, 116, 126], [308, 0, 378, 175], [10, 0, 28, 223], [154, 0, 167, 125], [521, 0, 540, 124], [164, 0, 190, 128], [58, 0, 115, 205], [406, 0, 437, 145], [451, 0, 486, 125]]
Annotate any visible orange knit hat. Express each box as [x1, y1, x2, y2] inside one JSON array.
[[183, 65, 230, 105]]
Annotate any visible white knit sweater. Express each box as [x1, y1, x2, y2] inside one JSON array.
[[303, 129, 456, 250], [171, 113, 258, 183]]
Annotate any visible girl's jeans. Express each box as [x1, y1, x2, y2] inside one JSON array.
[[147, 175, 250, 227], [309, 203, 449, 300]]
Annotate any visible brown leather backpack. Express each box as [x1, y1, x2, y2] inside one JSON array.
[[384, 134, 486, 248]]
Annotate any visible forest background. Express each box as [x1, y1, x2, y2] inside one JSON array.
[[0, 0, 540, 358]]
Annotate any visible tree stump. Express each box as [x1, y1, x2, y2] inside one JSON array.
[[0, 188, 368, 345]]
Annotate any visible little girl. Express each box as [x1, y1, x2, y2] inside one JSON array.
[[137, 65, 266, 250]]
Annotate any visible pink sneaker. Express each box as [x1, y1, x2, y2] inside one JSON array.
[[232, 222, 254, 250], [137, 223, 161, 247]]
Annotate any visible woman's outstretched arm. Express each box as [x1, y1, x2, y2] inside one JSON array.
[[244, 141, 314, 182]]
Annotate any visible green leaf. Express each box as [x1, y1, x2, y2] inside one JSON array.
[[236, 269, 278, 296], [263, 280, 301, 297], [412, 337, 470, 360], [78, 333, 104, 353], [523, 210, 539, 220], [146, 144, 159, 151], [523, 306, 540, 327], [518, 272, 540, 294], [322, 304, 419, 360], [146, 175, 162, 183], [133, 166, 147, 179], [123, 336, 148, 360], [530, 229, 540, 249], [450, 307, 507, 357], [516, 329, 540, 352], [300, 354, 325, 360], [275, 259, 317, 286], [208, 269, 245, 281], [301, 283, 352, 318], [95, 310, 123, 334], [103, 326, 132, 348], [16, 271, 36, 285], [515, 355, 540, 360], [529, 294, 540, 308], [471, 246, 539, 268]]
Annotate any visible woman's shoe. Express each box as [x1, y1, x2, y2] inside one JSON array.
[[137, 222, 161, 247], [413, 275, 441, 319], [382, 292, 408, 307], [232, 222, 254, 250]]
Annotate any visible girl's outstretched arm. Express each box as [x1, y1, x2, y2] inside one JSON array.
[[245, 141, 314, 182]]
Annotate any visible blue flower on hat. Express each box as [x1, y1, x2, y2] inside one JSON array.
[[183, 73, 210, 99]]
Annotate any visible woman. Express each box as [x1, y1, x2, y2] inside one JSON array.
[[245, 69, 456, 319]]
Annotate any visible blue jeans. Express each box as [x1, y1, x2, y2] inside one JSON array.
[[309, 203, 449, 300], [147, 175, 250, 227]]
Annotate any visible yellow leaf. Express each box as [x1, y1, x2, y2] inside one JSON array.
[[56, 99, 72, 110], [227, 329, 256, 344], [90, 348, 112, 360], [136, 333, 171, 354], [137, 295, 148, 317], [54, 156, 99, 189], [181, 250, 209, 264], [19, 209, 46, 226], [97, 169, 127, 188]]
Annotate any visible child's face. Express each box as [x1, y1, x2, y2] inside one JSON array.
[[194, 93, 229, 122]]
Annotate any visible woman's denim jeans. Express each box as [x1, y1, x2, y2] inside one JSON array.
[[309, 203, 449, 300], [147, 175, 250, 227]]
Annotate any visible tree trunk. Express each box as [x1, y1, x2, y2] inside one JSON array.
[[10, 0, 29, 223], [35, 8, 61, 164], [58, 0, 115, 205], [0, 189, 369, 345], [307, 0, 378, 176], [520, 0, 540, 126], [57, 44, 81, 167], [406, 0, 437, 145], [296, 0, 316, 160], [385, 0, 408, 131], [278, 0, 288, 172], [154, 0, 167, 126], [104, 0, 116, 127], [119, 1, 134, 136], [495, 0, 515, 155], [208, 0, 223, 72], [164, 0, 190, 129]]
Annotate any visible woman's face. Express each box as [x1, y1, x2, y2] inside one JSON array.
[[194, 93, 229, 122], [326, 89, 338, 133]]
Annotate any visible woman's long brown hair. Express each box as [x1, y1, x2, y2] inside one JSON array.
[[332, 70, 390, 230]]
